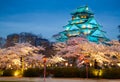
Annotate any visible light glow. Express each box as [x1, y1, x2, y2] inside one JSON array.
[[92, 69, 103, 76], [14, 70, 21, 77], [117, 63, 120, 67]]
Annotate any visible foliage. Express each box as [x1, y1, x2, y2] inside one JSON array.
[[53, 67, 79, 77], [49, 55, 66, 64], [1, 67, 120, 79], [0, 36, 120, 78], [0, 43, 45, 69], [0, 37, 6, 48], [53, 37, 120, 68], [53, 67, 120, 79], [0, 69, 3, 76], [5, 32, 50, 47], [102, 68, 120, 79], [23, 68, 42, 77], [2, 69, 15, 76], [118, 25, 120, 42]]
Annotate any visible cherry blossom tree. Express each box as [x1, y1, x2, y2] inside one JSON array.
[[53, 37, 120, 68], [0, 38, 120, 69], [49, 55, 66, 64], [0, 43, 45, 69]]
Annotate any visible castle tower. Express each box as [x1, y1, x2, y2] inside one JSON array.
[[53, 6, 109, 43]]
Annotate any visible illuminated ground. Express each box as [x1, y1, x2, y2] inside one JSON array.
[[0, 77, 120, 82]]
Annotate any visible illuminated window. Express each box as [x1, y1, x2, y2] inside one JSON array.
[[76, 21, 79, 24], [83, 16, 86, 18], [86, 7, 88, 10], [82, 25, 86, 28], [87, 24, 91, 28], [81, 16, 83, 18], [80, 20, 83, 23], [80, 15, 86, 18], [84, 30, 91, 35]]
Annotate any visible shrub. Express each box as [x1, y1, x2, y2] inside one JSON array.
[[2, 69, 15, 76], [2, 67, 120, 79], [23, 68, 42, 77], [53, 67, 86, 78], [0, 70, 3, 76], [102, 68, 120, 79]]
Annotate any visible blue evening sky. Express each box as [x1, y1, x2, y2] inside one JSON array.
[[0, 0, 120, 41]]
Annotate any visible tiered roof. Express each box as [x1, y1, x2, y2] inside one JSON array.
[[53, 6, 109, 43]]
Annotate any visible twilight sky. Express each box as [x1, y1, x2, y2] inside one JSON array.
[[0, 0, 120, 41]]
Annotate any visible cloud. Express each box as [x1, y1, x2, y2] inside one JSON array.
[[0, 12, 67, 40]]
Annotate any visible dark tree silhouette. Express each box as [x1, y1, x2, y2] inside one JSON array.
[[0, 37, 6, 48], [5, 32, 51, 47], [118, 25, 120, 42]]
